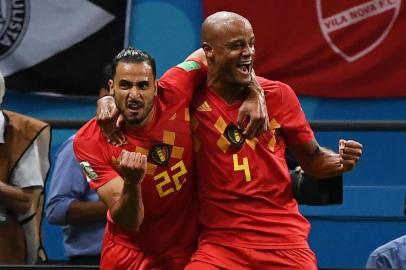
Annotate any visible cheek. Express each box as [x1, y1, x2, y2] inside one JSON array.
[[140, 91, 155, 103], [115, 92, 127, 104], [148, 92, 156, 103]]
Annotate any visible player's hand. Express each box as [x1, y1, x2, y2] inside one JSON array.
[[238, 71, 269, 139], [339, 139, 363, 172], [96, 96, 126, 146], [117, 150, 147, 185]]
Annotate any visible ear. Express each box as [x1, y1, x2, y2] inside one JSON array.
[[108, 79, 114, 95], [202, 42, 214, 60], [154, 80, 158, 96]]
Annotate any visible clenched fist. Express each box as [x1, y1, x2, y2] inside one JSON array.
[[96, 96, 126, 146], [117, 150, 147, 185], [339, 139, 363, 172]]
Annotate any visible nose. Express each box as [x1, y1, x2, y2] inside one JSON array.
[[129, 86, 141, 98], [242, 45, 254, 57]]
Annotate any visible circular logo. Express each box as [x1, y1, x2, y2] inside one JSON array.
[[149, 144, 171, 166], [0, 0, 29, 61], [224, 124, 245, 149]]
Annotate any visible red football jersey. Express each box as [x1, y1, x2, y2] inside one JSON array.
[[191, 77, 315, 249], [74, 61, 206, 255]]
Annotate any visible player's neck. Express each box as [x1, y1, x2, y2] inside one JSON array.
[[207, 73, 245, 104]]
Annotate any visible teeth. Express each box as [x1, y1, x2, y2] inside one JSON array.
[[128, 102, 142, 109], [237, 62, 251, 72]]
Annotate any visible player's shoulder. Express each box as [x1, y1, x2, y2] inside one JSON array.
[[74, 118, 102, 146], [257, 76, 296, 97], [257, 76, 292, 92], [160, 59, 206, 83], [257, 77, 299, 108]]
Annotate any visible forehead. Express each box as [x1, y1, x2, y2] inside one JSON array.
[[215, 18, 254, 43], [115, 61, 154, 80]]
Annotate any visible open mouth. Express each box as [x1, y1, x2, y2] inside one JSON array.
[[127, 101, 143, 112], [236, 60, 252, 75]]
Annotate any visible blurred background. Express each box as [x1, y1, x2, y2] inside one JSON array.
[[1, 0, 405, 268]]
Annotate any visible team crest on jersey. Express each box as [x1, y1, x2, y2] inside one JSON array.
[[149, 144, 171, 166], [80, 161, 98, 182], [0, 0, 29, 61], [224, 124, 245, 149], [316, 0, 400, 62]]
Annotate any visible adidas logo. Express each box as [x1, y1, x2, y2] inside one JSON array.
[[197, 101, 212, 112]]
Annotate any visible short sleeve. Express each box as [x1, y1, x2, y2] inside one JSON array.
[[158, 60, 207, 102], [73, 121, 119, 190], [274, 82, 314, 145]]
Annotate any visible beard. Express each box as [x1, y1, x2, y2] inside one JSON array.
[[123, 102, 154, 127]]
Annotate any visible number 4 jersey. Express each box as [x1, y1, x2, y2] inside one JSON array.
[[191, 77, 315, 249], [73, 61, 206, 255]]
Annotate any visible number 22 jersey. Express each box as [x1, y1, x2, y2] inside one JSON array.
[[74, 61, 206, 255]]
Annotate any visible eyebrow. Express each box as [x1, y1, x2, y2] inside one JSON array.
[[229, 35, 255, 43], [119, 78, 149, 83], [118, 79, 133, 85]]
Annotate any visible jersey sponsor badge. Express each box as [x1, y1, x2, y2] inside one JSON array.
[[149, 144, 171, 166], [224, 124, 245, 149], [80, 161, 98, 182], [176, 61, 200, 72]]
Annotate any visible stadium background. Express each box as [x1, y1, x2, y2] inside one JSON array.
[[2, 0, 406, 268]]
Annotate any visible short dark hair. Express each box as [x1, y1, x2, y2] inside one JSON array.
[[111, 47, 156, 80]]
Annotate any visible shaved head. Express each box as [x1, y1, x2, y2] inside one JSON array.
[[200, 11, 255, 92], [202, 11, 252, 45]]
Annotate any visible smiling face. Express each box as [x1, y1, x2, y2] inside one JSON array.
[[110, 61, 157, 127], [204, 15, 255, 88]]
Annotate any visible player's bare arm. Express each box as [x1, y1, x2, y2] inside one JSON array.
[[289, 138, 363, 179], [186, 48, 208, 66], [238, 70, 268, 138], [97, 150, 146, 233], [96, 96, 126, 146]]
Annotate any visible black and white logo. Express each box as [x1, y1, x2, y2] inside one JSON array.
[[0, 0, 29, 61]]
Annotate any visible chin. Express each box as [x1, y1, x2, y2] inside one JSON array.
[[125, 115, 144, 125], [233, 73, 251, 86], [242, 79, 251, 86], [237, 78, 251, 87]]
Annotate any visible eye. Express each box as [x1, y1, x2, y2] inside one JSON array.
[[231, 43, 244, 50], [138, 81, 149, 90], [119, 81, 132, 90]]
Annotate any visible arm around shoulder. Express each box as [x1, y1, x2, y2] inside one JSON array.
[[185, 48, 207, 66]]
